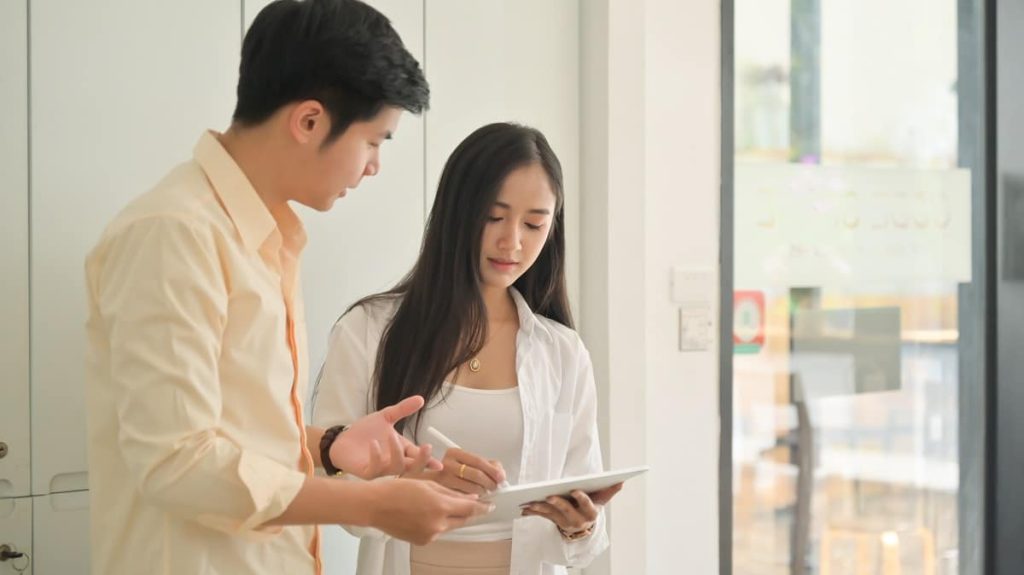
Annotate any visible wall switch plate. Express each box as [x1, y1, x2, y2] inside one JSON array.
[[679, 306, 714, 352], [671, 266, 715, 306]]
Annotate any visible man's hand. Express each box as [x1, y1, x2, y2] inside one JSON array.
[[330, 396, 443, 479], [363, 479, 494, 545]]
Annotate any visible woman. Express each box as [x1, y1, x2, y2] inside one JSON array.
[[312, 123, 621, 575]]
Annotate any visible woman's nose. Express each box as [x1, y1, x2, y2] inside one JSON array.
[[497, 223, 521, 251]]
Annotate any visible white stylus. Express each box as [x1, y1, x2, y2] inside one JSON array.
[[425, 426, 510, 490]]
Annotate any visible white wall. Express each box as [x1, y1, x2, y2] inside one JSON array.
[[643, 0, 721, 572], [424, 0, 581, 311], [579, 0, 649, 572], [580, 0, 721, 573]]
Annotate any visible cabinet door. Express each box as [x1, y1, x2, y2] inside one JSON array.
[[424, 0, 581, 307], [243, 0, 269, 30], [241, 0, 427, 406], [29, 0, 242, 497], [30, 492, 89, 575], [0, 498, 32, 575], [0, 0, 31, 501], [288, 0, 427, 382]]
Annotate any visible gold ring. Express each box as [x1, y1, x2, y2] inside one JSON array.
[[458, 463, 467, 479]]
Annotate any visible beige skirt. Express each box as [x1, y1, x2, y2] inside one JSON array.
[[409, 539, 513, 575]]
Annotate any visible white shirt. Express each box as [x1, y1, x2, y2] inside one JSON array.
[[422, 383, 523, 541], [311, 289, 609, 575]]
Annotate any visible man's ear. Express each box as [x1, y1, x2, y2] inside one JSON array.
[[288, 100, 327, 144]]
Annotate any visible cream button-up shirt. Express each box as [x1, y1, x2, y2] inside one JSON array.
[[85, 132, 320, 574]]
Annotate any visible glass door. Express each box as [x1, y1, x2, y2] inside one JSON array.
[[726, 1, 989, 574]]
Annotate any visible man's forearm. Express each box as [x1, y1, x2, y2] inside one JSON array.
[[264, 475, 375, 527]]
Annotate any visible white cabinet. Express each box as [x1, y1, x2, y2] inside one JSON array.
[[241, 3, 581, 574], [294, 0, 428, 379], [24, 1, 241, 572], [243, 0, 271, 30], [28, 0, 242, 497], [0, 498, 32, 575], [6, 1, 582, 573], [291, 5, 428, 575], [239, 0, 429, 384], [424, 0, 581, 309], [0, 493, 90, 575], [240, 3, 427, 575], [0, 0, 31, 502], [29, 492, 89, 575]]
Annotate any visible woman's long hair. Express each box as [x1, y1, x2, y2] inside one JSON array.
[[356, 122, 572, 435]]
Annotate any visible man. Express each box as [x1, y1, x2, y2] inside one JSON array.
[[84, 1, 490, 573]]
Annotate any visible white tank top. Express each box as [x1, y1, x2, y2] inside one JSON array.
[[417, 382, 524, 541]]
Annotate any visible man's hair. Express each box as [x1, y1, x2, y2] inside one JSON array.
[[233, 0, 429, 142]]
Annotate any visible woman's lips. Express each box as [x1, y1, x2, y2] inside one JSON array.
[[488, 258, 519, 272]]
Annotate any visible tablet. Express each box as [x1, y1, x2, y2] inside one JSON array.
[[465, 465, 649, 526]]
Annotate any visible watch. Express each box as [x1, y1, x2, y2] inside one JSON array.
[[558, 524, 594, 541], [319, 424, 347, 476]]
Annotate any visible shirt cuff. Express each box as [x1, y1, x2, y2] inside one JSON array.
[[195, 449, 308, 540]]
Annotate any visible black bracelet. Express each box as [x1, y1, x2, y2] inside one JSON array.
[[319, 424, 347, 476]]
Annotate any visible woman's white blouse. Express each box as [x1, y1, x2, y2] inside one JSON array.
[[311, 289, 609, 575]]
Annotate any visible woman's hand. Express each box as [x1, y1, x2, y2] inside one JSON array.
[[407, 447, 507, 495], [520, 482, 623, 538]]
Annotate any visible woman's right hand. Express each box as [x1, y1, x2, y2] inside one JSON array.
[[410, 447, 507, 495]]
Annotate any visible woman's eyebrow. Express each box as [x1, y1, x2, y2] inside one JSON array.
[[493, 201, 551, 215]]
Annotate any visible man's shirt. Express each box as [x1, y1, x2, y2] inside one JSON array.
[[85, 132, 321, 574]]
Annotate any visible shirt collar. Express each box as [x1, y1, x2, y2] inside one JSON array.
[[509, 287, 554, 343], [193, 131, 306, 255]]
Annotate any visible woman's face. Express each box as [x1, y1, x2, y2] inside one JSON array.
[[479, 162, 558, 290]]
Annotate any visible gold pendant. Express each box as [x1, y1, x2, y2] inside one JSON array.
[[469, 358, 481, 372]]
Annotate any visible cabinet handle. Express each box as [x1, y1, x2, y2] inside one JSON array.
[[0, 544, 30, 572]]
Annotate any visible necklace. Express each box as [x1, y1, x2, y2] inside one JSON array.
[[466, 314, 516, 374]]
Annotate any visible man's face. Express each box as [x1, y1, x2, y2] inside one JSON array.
[[294, 105, 403, 212]]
